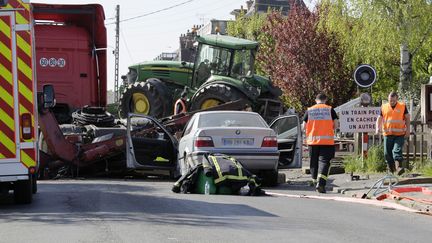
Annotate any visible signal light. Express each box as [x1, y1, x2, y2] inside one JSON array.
[[261, 136, 277, 147], [21, 113, 33, 140], [29, 167, 36, 174]]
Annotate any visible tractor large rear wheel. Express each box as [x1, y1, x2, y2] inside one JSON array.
[[119, 80, 171, 118], [191, 84, 248, 111]]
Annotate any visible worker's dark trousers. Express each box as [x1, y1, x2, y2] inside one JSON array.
[[383, 135, 405, 170], [309, 145, 335, 187]]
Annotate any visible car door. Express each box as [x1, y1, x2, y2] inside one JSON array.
[[126, 114, 178, 171], [178, 115, 197, 161], [269, 115, 302, 168]]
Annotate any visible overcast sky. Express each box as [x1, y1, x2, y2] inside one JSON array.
[[35, 0, 316, 90]]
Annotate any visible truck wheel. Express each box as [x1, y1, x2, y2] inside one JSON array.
[[191, 84, 248, 111], [119, 80, 170, 118], [32, 174, 37, 194], [14, 178, 33, 204]]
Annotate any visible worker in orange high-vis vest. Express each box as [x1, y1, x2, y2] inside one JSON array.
[[303, 93, 338, 193], [174, 87, 189, 115], [376, 92, 410, 175]]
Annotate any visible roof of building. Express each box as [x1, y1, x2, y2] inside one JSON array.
[[197, 34, 258, 50]]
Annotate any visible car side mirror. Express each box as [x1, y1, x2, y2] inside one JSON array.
[[43, 84, 56, 109]]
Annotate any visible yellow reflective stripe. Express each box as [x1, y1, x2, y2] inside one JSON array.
[[19, 104, 31, 115], [0, 130, 16, 155], [0, 153, 5, 159], [16, 34, 31, 57], [14, 11, 29, 25], [0, 18, 11, 38], [0, 41, 12, 62], [384, 128, 406, 132], [307, 136, 334, 140], [0, 86, 14, 108], [212, 156, 249, 183], [210, 156, 224, 183], [0, 63, 13, 85], [21, 150, 35, 167], [9, 1, 31, 12], [229, 157, 243, 178], [17, 58, 32, 80], [224, 175, 249, 181], [0, 107, 15, 130], [383, 120, 405, 124], [8, 2, 31, 12], [19, 81, 33, 103], [318, 174, 328, 180]]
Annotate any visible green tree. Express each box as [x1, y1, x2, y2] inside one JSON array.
[[319, 0, 432, 101]]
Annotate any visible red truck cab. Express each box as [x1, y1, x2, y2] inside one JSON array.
[[32, 3, 107, 123]]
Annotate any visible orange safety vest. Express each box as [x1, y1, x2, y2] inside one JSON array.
[[305, 104, 335, 145], [174, 98, 187, 115], [381, 102, 407, 136]]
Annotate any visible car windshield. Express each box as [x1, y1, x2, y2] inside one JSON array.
[[231, 49, 255, 79], [198, 113, 267, 128]]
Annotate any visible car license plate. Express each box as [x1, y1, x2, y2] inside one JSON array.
[[222, 138, 254, 146]]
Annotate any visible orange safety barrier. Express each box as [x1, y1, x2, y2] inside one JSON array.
[[376, 187, 432, 205]]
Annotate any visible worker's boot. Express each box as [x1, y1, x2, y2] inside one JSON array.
[[387, 163, 396, 174], [395, 160, 405, 176], [316, 185, 326, 193], [309, 179, 317, 187]]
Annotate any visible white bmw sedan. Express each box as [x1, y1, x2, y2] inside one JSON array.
[[178, 111, 280, 185]]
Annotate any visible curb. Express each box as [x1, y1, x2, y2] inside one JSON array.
[[267, 191, 430, 216], [397, 177, 432, 185]]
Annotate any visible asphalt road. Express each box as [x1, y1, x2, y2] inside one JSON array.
[[0, 179, 430, 243]]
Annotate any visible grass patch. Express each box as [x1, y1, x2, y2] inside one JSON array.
[[343, 145, 386, 173], [422, 166, 432, 177], [410, 158, 432, 177], [344, 145, 432, 177]]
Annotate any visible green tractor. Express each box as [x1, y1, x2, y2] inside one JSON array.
[[119, 35, 284, 122]]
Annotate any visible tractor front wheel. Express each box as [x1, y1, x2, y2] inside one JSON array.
[[191, 84, 248, 111], [119, 80, 171, 118]]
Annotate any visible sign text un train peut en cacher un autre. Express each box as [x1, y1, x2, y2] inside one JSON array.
[[339, 107, 381, 133]]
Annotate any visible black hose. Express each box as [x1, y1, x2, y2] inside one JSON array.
[[72, 106, 115, 127]]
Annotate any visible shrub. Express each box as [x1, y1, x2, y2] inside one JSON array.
[[343, 145, 386, 173]]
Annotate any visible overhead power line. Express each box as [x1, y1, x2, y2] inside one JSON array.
[[106, 0, 194, 25]]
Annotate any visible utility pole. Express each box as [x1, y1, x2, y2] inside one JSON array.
[[114, 5, 120, 103]]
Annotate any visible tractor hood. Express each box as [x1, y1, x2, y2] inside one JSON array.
[[132, 60, 194, 70], [126, 61, 193, 84], [203, 74, 281, 99]]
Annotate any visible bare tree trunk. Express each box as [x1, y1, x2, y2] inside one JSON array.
[[399, 43, 413, 96]]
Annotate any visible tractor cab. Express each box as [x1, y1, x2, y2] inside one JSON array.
[[193, 35, 258, 87]]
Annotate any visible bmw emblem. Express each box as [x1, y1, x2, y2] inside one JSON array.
[[235, 130, 241, 135]]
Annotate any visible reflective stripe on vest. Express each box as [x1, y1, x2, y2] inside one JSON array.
[[305, 104, 335, 145], [381, 102, 406, 136], [174, 99, 187, 115], [209, 155, 249, 184]]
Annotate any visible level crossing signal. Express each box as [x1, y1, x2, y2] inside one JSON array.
[[354, 64, 377, 88]]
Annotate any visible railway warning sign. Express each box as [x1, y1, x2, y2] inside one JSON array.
[[339, 107, 381, 133]]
